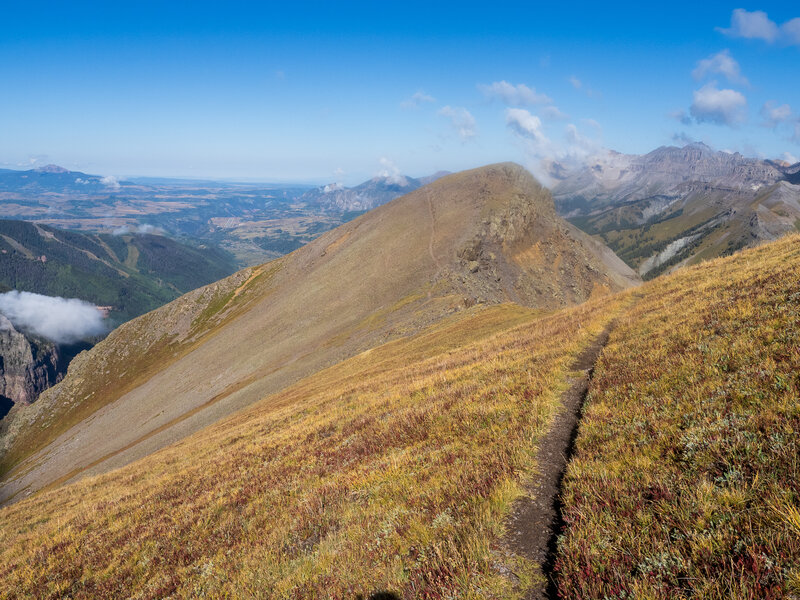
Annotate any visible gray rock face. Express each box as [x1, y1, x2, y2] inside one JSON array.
[[300, 176, 423, 212], [549, 143, 800, 278], [551, 143, 793, 216], [0, 315, 63, 409], [299, 172, 451, 213]]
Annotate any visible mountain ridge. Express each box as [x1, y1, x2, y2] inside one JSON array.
[[298, 170, 451, 213], [552, 143, 800, 277], [0, 162, 637, 503]]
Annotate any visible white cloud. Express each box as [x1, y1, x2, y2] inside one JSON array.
[[760, 101, 794, 127], [673, 132, 696, 145], [565, 123, 598, 157], [718, 9, 800, 46], [505, 109, 549, 146], [505, 109, 553, 183], [784, 18, 800, 45], [504, 109, 604, 185], [568, 75, 600, 98], [111, 223, 160, 235], [101, 175, 121, 190], [478, 80, 551, 106], [692, 50, 748, 85], [0, 291, 107, 343], [668, 109, 693, 126], [782, 151, 799, 164], [437, 106, 476, 141], [542, 105, 569, 120], [690, 82, 747, 126], [718, 9, 779, 42], [401, 91, 436, 109], [376, 157, 408, 185], [582, 118, 602, 131]]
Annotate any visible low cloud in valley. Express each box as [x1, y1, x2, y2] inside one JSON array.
[[0, 291, 108, 343]]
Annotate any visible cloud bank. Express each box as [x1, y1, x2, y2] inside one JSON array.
[[437, 106, 476, 141], [718, 9, 800, 46], [692, 50, 748, 85], [400, 91, 436, 109], [101, 175, 121, 190], [0, 291, 107, 343], [112, 223, 159, 235], [505, 109, 550, 148], [505, 108, 603, 186], [376, 157, 408, 185], [760, 101, 794, 128], [478, 81, 551, 106], [690, 82, 747, 126]]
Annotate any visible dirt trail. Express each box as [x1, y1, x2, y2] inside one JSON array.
[[426, 191, 441, 272], [503, 325, 613, 599]]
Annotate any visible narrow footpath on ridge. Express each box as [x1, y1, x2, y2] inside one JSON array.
[[503, 324, 615, 599]]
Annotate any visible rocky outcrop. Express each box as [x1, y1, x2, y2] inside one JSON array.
[[0, 315, 63, 411], [550, 143, 800, 277], [299, 172, 451, 213], [551, 142, 793, 216]]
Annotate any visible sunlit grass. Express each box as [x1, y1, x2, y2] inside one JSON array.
[[0, 295, 628, 599], [554, 234, 800, 598]]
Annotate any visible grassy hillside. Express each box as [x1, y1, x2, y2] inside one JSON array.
[[0, 234, 797, 597], [0, 163, 638, 505], [0, 297, 629, 598], [554, 234, 800, 597], [0, 220, 236, 323]]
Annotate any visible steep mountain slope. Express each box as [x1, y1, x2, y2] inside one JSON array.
[[0, 163, 638, 502], [0, 233, 795, 598], [0, 293, 630, 599], [552, 143, 800, 278], [0, 220, 236, 324], [554, 234, 800, 598]]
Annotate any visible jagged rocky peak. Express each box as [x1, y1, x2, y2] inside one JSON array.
[[552, 143, 793, 214]]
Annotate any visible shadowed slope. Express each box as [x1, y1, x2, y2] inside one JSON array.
[[0, 163, 638, 503]]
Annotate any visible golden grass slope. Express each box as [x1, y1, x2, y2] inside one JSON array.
[[0, 163, 638, 505], [0, 234, 797, 599], [0, 295, 631, 599], [554, 234, 800, 598]]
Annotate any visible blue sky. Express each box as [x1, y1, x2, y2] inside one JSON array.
[[1, 2, 799, 184]]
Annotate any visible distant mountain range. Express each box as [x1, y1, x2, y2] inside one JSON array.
[[0, 165, 451, 265], [551, 143, 800, 278], [0, 164, 127, 194], [298, 171, 451, 213]]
